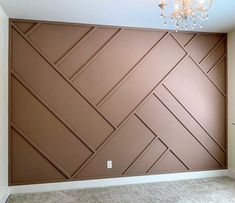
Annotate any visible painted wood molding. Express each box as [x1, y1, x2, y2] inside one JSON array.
[[9, 169, 228, 195]]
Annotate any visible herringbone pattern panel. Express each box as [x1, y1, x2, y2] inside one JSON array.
[[10, 20, 227, 185]]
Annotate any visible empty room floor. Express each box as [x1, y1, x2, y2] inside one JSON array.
[[7, 177, 235, 203]]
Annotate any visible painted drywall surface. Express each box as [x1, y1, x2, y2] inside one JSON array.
[[0, 4, 9, 201], [228, 30, 235, 172], [10, 20, 227, 185]]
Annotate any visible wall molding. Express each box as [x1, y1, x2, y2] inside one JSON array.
[[228, 169, 235, 179], [10, 20, 227, 184], [9, 170, 228, 195], [0, 187, 9, 203]]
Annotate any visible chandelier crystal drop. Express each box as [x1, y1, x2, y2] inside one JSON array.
[[158, 0, 213, 31]]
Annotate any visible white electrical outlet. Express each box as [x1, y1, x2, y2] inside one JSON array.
[[107, 160, 112, 169]]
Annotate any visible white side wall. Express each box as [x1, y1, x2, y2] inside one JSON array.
[[0, 5, 9, 203], [228, 30, 235, 177]]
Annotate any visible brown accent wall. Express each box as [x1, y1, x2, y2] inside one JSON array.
[[9, 19, 227, 185]]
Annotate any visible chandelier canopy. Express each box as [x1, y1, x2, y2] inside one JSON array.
[[158, 0, 213, 31]]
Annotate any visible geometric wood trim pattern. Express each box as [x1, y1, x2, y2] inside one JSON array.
[[9, 19, 227, 185]]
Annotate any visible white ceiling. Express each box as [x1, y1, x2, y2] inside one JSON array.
[[0, 0, 235, 33]]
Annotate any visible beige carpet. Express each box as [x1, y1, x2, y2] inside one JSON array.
[[7, 177, 235, 203]]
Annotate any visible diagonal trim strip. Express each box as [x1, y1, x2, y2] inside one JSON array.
[[184, 33, 199, 47], [134, 113, 158, 138], [199, 37, 226, 65], [190, 55, 226, 97], [55, 27, 97, 66], [207, 54, 226, 74], [162, 84, 226, 153], [11, 122, 72, 179], [122, 137, 158, 175], [170, 33, 226, 97], [11, 71, 96, 153], [153, 92, 225, 167], [25, 22, 42, 37], [135, 113, 192, 171], [71, 50, 188, 179], [170, 150, 191, 170], [96, 32, 169, 107], [116, 53, 188, 128], [11, 23, 116, 131], [147, 148, 190, 173], [69, 28, 124, 81], [122, 113, 170, 175], [147, 149, 170, 173]]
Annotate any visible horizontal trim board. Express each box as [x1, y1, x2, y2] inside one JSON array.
[[9, 169, 228, 195], [10, 18, 227, 35]]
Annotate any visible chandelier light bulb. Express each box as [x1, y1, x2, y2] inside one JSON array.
[[199, 0, 205, 5], [174, 3, 179, 11]]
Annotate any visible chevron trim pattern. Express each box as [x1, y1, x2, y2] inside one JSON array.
[[10, 20, 227, 185]]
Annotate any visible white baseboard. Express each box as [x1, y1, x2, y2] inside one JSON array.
[[0, 187, 9, 203], [228, 169, 235, 179], [9, 169, 228, 195]]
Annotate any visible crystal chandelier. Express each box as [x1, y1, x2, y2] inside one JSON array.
[[158, 0, 213, 31]]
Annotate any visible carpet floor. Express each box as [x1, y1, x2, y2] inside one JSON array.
[[7, 177, 235, 203]]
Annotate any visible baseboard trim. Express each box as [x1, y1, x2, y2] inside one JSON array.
[[9, 169, 228, 195], [228, 169, 235, 179], [0, 187, 9, 203]]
